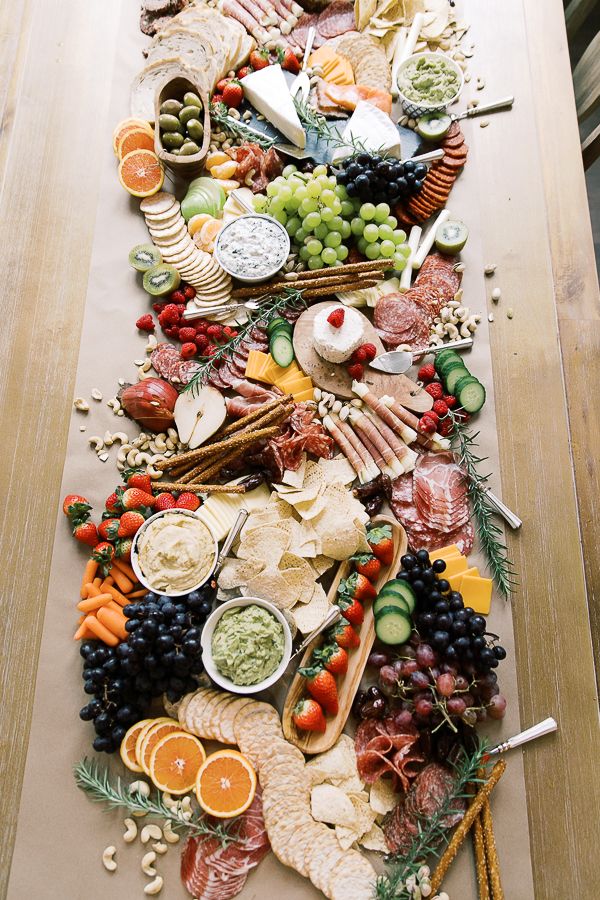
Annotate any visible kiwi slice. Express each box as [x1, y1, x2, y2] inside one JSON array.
[[416, 112, 452, 141], [435, 219, 469, 254], [143, 263, 181, 296], [129, 244, 162, 272]]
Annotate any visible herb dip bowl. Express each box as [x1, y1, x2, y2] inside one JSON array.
[[214, 213, 290, 284], [396, 52, 464, 119]]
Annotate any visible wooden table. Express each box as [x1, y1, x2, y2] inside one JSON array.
[[1, 0, 599, 896]]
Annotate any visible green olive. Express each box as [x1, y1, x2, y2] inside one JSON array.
[[179, 105, 202, 125], [179, 140, 200, 156], [186, 118, 204, 142], [183, 91, 202, 109], [162, 131, 184, 149], [171, 148, 181, 155], [160, 99, 183, 116], [158, 113, 183, 134]]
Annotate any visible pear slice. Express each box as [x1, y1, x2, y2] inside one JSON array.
[[174, 385, 226, 449]]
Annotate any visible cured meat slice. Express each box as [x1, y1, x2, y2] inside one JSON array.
[[374, 293, 431, 351], [384, 763, 463, 854], [317, 0, 355, 38], [228, 143, 283, 193], [355, 718, 423, 790], [290, 12, 320, 49], [151, 342, 184, 382], [320, 82, 393, 115]]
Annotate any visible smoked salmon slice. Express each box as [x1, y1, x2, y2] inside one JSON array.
[[322, 82, 393, 115]]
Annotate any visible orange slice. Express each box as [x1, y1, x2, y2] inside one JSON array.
[[195, 749, 257, 818], [198, 218, 223, 252], [139, 719, 182, 776], [113, 118, 153, 155], [118, 149, 164, 198], [117, 127, 155, 160], [120, 719, 154, 773], [149, 731, 206, 795]]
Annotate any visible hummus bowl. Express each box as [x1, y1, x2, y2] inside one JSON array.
[[201, 597, 293, 694], [131, 508, 218, 597]]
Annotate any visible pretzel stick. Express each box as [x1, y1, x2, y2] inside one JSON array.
[[231, 270, 384, 298], [302, 279, 380, 298], [286, 259, 386, 278], [188, 447, 248, 483], [430, 760, 506, 893], [217, 395, 293, 437], [153, 483, 246, 493], [481, 801, 503, 899], [472, 814, 490, 900], [154, 425, 281, 471]]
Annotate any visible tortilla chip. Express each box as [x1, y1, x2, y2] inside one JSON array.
[[359, 822, 388, 852], [237, 524, 291, 562], [292, 590, 330, 633], [312, 555, 335, 576], [218, 557, 265, 590], [318, 455, 357, 485], [282, 454, 307, 487], [311, 784, 358, 829], [334, 824, 360, 850], [246, 566, 295, 609], [369, 777, 399, 816], [306, 734, 357, 784]]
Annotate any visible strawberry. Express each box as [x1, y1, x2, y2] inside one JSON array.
[[330, 621, 361, 650], [222, 80, 243, 108], [361, 342, 377, 362], [237, 65, 252, 79], [211, 95, 225, 110], [327, 308, 345, 328], [118, 510, 145, 537], [278, 46, 301, 74], [367, 524, 394, 565], [337, 595, 365, 626], [418, 363, 436, 382], [249, 49, 270, 70], [121, 487, 155, 511], [424, 382, 444, 400], [351, 552, 381, 582], [292, 698, 326, 733], [297, 665, 339, 715], [176, 491, 201, 511], [347, 362, 364, 380], [136, 314, 155, 332], [340, 572, 377, 602], [154, 492, 176, 511], [62, 494, 91, 524], [98, 517, 120, 541], [115, 537, 133, 560], [72, 521, 99, 547], [432, 399, 449, 417], [105, 491, 121, 514], [125, 471, 153, 494], [92, 541, 115, 575], [216, 77, 232, 92], [313, 642, 348, 676]]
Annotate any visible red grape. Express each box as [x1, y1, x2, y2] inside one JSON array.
[[436, 673, 456, 697], [461, 691, 475, 708], [368, 651, 389, 668], [378, 665, 398, 694], [401, 660, 419, 677], [415, 698, 433, 718], [389, 709, 414, 729], [416, 643, 436, 667], [410, 670, 431, 690], [487, 693, 507, 720], [447, 696, 467, 716], [462, 708, 478, 727], [454, 675, 469, 692]]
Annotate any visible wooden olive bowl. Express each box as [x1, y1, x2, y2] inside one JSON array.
[[154, 72, 211, 178]]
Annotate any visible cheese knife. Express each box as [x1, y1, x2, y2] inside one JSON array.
[[369, 337, 473, 374], [289, 25, 316, 104], [289, 605, 342, 661]]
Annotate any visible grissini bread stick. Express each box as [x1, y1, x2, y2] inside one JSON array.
[[482, 800, 504, 899]]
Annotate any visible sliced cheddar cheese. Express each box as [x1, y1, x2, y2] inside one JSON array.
[[293, 387, 316, 402], [440, 555, 468, 579], [448, 566, 479, 591], [245, 349, 271, 382], [459, 575, 493, 615], [431, 544, 462, 560]]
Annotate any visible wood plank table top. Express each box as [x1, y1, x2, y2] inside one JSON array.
[[1, 0, 599, 897]]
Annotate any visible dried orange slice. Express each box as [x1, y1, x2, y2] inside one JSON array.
[[113, 118, 153, 155], [149, 731, 206, 795], [195, 749, 257, 818], [139, 719, 182, 776], [134, 716, 174, 767], [117, 127, 155, 160], [118, 149, 164, 198], [120, 719, 154, 773]]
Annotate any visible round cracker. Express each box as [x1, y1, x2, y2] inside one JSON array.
[[175, 690, 196, 729], [276, 819, 322, 878], [197, 690, 232, 740], [140, 192, 177, 214], [308, 835, 348, 895], [268, 814, 315, 876], [206, 692, 242, 743], [233, 701, 279, 744], [149, 221, 189, 241], [185, 687, 219, 737], [217, 696, 254, 744], [144, 203, 181, 221]]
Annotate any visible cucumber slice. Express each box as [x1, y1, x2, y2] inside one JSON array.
[[435, 353, 462, 376], [416, 112, 452, 141], [269, 324, 293, 342], [434, 348, 462, 371], [270, 333, 294, 367], [375, 607, 412, 645], [435, 220, 469, 255], [456, 377, 486, 413], [378, 579, 416, 613], [374, 594, 410, 617], [267, 317, 289, 335], [444, 365, 471, 394]]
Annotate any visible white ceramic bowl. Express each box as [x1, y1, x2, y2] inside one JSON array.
[[396, 52, 464, 119], [214, 213, 290, 284], [131, 508, 218, 598], [201, 596, 293, 694]]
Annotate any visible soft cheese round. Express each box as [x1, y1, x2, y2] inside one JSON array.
[[313, 305, 366, 364]]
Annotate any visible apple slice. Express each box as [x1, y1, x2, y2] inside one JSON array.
[[174, 385, 226, 449]]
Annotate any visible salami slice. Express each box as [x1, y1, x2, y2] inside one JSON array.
[[151, 342, 183, 382], [317, 0, 355, 38]]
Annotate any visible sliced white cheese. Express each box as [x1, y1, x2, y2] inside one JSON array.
[[242, 64, 306, 149], [332, 101, 401, 163]]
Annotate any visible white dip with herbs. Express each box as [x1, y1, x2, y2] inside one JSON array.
[[216, 215, 289, 280]]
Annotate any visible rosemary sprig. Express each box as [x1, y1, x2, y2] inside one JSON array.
[[183, 287, 308, 396], [74, 757, 240, 846], [294, 98, 389, 159], [211, 105, 276, 149], [449, 411, 517, 599], [375, 740, 489, 900]]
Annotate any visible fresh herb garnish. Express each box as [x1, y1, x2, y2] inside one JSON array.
[[210, 106, 276, 149]]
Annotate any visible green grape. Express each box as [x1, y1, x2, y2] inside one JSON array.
[[363, 223, 379, 243], [360, 202, 376, 221], [287, 176, 303, 191], [266, 182, 279, 197], [332, 202, 342, 217], [353, 198, 362, 213], [365, 242, 381, 260], [340, 200, 354, 217], [313, 164, 328, 176], [273, 209, 288, 225], [314, 222, 328, 240], [299, 245, 310, 261], [270, 197, 286, 214], [324, 231, 342, 248], [377, 224, 394, 241], [294, 227, 308, 244], [286, 216, 301, 235], [399, 244, 412, 257], [282, 164, 298, 177], [392, 229, 407, 245], [321, 189, 336, 207], [308, 255, 323, 270], [321, 207, 335, 222], [392, 253, 407, 271], [351, 217, 365, 236], [379, 239, 395, 258], [329, 215, 343, 232], [340, 220, 351, 239], [357, 236, 368, 254], [385, 215, 398, 229], [321, 247, 337, 265], [316, 174, 330, 190], [295, 185, 308, 202], [285, 196, 301, 213], [278, 185, 292, 203], [374, 202, 391, 223], [336, 244, 349, 261], [307, 180, 322, 199], [306, 238, 323, 255], [304, 211, 322, 230], [336, 184, 349, 201], [254, 194, 267, 211]]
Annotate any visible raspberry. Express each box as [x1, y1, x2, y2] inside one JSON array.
[[170, 290, 186, 304], [195, 334, 209, 352], [432, 399, 449, 417], [152, 302, 168, 313], [135, 314, 155, 332], [347, 362, 364, 380], [424, 382, 444, 400], [207, 324, 223, 340], [223, 326, 238, 338], [158, 303, 181, 326], [183, 285, 196, 299], [439, 419, 454, 437], [178, 327, 197, 342], [424, 410, 439, 426], [351, 347, 368, 363], [205, 343, 219, 356], [419, 415, 437, 434], [164, 326, 179, 338], [327, 308, 345, 328], [180, 342, 197, 360], [361, 342, 377, 361], [418, 363, 436, 382], [443, 394, 457, 408], [195, 321, 208, 334]]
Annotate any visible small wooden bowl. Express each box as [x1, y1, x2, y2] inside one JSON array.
[[154, 72, 211, 178]]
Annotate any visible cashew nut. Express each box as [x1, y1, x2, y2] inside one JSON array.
[[123, 818, 138, 843], [117, 444, 132, 463], [180, 796, 193, 813], [350, 398, 363, 408], [459, 322, 472, 338], [466, 315, 480, 333], [146, 334, 158, 353], [152, 842, 168, 855], [491, 287, 502, 302], [455, 306, 466, 320], [141, 824, 163, 844], [484, 264, 497, 276], [453, 288, 464, 302], [88, 436, 104, 451], [127, 448, 139, 467], [147, 465, 162, 479], [167, 428, 178, 442], [162, 821, 180, 844], [111, 432, 129, 444], [138, 368, 153, 381], [134, 359, 145, 367], [107, 398, 121, 412], [134, 451, 153, 467], [73, 397, 89, 412], [117, 409, 125, 416], [339, 405, 350, 422], [332, 400, 342, 414], [91, 388, 103, 401], [103, 430, 114, 447], [144, 875, 164, 895], [444, 323, 460, 340], [102, 846, 117, 872], [434, 323, 446, 337], [440, 307, 452, 323], [142, 851, 157, 876], [313, 388, 322, 401], [317, 400, 328, 418], [165, 438, 176, 450]]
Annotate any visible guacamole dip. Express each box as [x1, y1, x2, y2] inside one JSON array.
[[399, 55, 461, 105], [211, 605, 285, 686]]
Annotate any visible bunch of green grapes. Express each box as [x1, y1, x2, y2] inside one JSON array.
[[350, 201, 411, 270]]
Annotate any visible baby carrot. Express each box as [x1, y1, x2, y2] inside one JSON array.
[[92, 576, 102, 589], [102, 584, 130, 607], [86, 583, 102, 598], [97, 606, 128, 641], [106, 599, 124, 614], [103, 575, 114, 586], [84, 615, 119, 646], [74, 621, 96, 640], [109, 564, 133, 594], [127, 589, 147, 598], [112, 557, 137, 583], [77, 594, 112, 613], [80, 560, 98, 597]]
